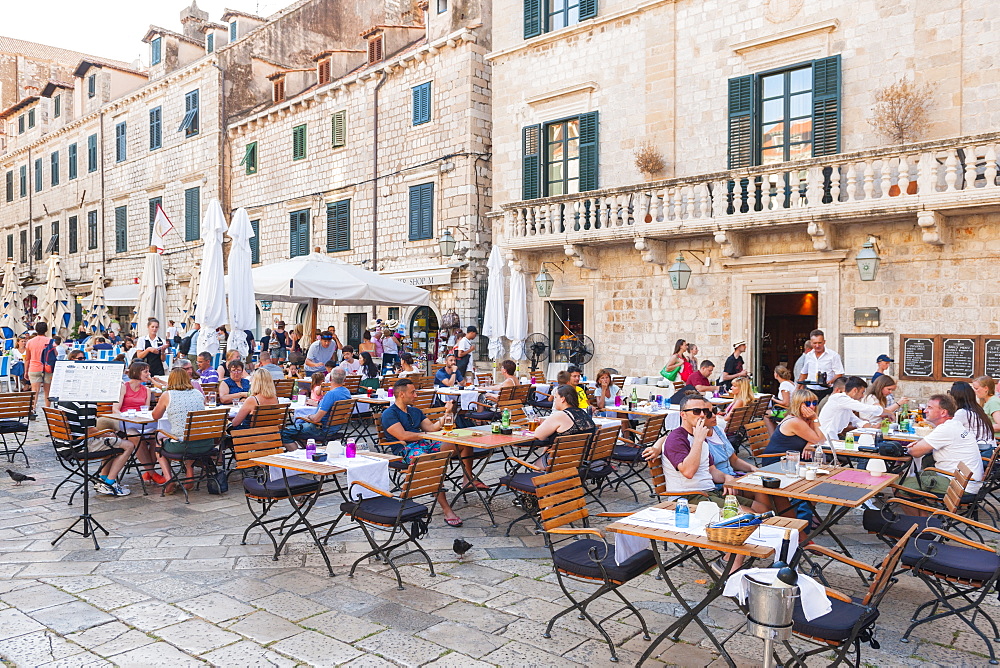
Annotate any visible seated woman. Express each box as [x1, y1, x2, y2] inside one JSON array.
[[723, 376, 754, 419], [460, 360, 519, 426], [359, 351, 381, 381], [772, 365, 796, 409], [530, 385, 596, 462], [485, 360, 518, 401], [593, 367, 621, 417], [151, 368, 207, 492], [231, 369, 281, 429], [101, 361, 161, 484], [217, 350, 241, 381], [396, 352, 421, 377], [307, 371, 325, 406], [218, 360, 250, 404]]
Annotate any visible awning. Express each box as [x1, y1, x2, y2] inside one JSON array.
[[103, 284, 139, 307], [378, 265, 455, 287]]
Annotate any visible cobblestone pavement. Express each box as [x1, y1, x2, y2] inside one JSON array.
[[0, 421, 996, 667]]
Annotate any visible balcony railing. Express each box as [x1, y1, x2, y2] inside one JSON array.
[[497, 132, 1000, 248]]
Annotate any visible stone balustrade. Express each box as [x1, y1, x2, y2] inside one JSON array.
[[497, 133, 1000, 253]]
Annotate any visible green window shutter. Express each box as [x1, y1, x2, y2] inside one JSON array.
[[54, 95, 61, 118], [326, 199, 350, 252], [579, 0, 598, 20], [68, 216, 78, 254], [408, 184, 433, 241], [249, 219, 260, 264], [68, 144, 77, 180], [522, 124, 541, 200], [184, 186, 200, 241], [523, 0, 542, 38], [241, 142, 257, 174], [115, 122, 127, 162], [331, 111, 346, 148], [88, 134, 97, 172], [292, 125, 307, 160], [34, 159, 42, 192], [727, 75, 754, 169], [50, 152, 59, 186], [412, 83, 431, 125], [578, 111, 599, 192], [150, 107, 162, 150], [812, 55, 841, 157], [289, 209, 310, 257], [88, 211, 98, 249], [115, 206, 128, 253], [4, 171, 11, 202]]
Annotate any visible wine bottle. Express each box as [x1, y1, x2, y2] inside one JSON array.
[[710, 510, 775, 528]]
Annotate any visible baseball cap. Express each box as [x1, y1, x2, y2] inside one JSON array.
[[877, 354, 894, 363]]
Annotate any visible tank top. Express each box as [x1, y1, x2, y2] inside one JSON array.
[[224, 377, 250, 394], [540, 406, 596, 447], [763, 417, 809, 455], [120, 382, 148, 412]]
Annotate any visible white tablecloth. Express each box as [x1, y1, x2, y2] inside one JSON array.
[[266, 448, 390, 499], [436, 389, 482, 410], [724, 568, 832, 621]]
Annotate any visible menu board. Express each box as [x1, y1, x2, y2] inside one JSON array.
[[49, 361, 125, 402], [986, 339, 1000, 379], [942, 338, 976, 379], [901, 337, 934, 378]]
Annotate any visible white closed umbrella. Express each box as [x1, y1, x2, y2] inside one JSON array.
[[135, 249, 166, 332], [37, 255, 72, 336], [180, 262, 200, 333], [481, 246, 506, 360], [0, 260, 26, 339], [84, 267, 111, 335], [226, 208, 256, 358], [505, 263, 528, 360], [195, 199, 228, 355]]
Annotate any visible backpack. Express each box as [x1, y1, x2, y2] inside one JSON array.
[[178, 332, 194, 355], [41, 339, 57, 374]]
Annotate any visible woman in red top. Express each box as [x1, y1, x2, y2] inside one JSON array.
[[98, 361, 161, 483]]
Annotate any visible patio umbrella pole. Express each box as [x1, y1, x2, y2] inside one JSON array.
[[309, 297, 318, 341]]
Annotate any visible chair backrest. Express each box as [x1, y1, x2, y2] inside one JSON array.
[[535, 471, 588, 531], [611, 376, 626, 390], [495, 385, 517, 403], [586, 423, 620, 463], [249, 403, 290, 429], [636, 414, 666, 446], [863, 524, 917, 607], [724, 404, 755, 437], [648, 448, 667, 495], [0, 392, 34, 421], [231, 426, 285, 470], [401, 450, 452, 500], [0, 356, 9, 376], [978, 446, 1000, 495], [744, 420, 771, 457], [511, 383, 532, 404], [548, 431, 591, 473], [942, 462, 974, 512], [380, 374, 399, 390], [476, 372, 492, 386], [343, 375, 362, 393], [95, 401, 115, 417], [412, 390, 435, 411], [273, 378, 297, 399], [200, 381, 219, 398], [180, 408, 229, 442], [323, 398, 357, 428], [750, 395, 773, 420], [374, 414, 403, 451], [43, 407, 78, 449], [495, 399, 527, 423]]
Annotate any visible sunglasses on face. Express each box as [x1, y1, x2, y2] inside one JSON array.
[[682, 407, 714, 416], [803, 400, 818, 407]]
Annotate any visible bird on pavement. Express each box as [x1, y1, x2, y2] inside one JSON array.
[[6, 469, 35, 486], [452, 538, 473, 560]]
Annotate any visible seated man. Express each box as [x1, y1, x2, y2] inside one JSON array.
[[670, 360, 719, 403], [819, 376, 902, 441], [567, 366, 589, 410], [382, 378, 486, 519], [256, 350, 285, 381], [434, 355, 461, 388], [901, 393, 984, 495], [339, 346, 361, 375], [60, 400, 136, 497], [196, 352, 219, 384], [281, 367, 353, 447]]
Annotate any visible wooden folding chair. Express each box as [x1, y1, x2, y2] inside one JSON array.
[[609, 414, 665, 500], [723, 403, 755, 449], [155, 408, 229, 503], [750, 394, 773, 421], [342, 374, 362, 394], [44, 407, 124, 506], [0, 392, 34, 467], [580, 423, 621, 510], [273, 379, 297, 399], [380, 374, 399, 390], [250, 403, 291, 430]]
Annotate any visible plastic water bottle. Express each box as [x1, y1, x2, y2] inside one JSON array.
[[722, 494, 740, 520], [675, 498, 690, 528], [501, 408, 511, 429], [345, 440, 356, 458], [845, 433, 855, 449], [305, 439, 316, 460]]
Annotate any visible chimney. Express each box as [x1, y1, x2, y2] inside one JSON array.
[[180, 0, 210, 40]]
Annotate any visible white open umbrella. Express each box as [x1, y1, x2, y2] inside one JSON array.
[[37, 255, 73, 336], [505, 262, 528, 360], [135, 248, 166, 332], [195, 199, 228, 355], [0, 260, 26, 339], [481, 246, 506, 360], [84, 267, 111, 335], [226, 208, 256, 358], [252, 251, 430, 336]]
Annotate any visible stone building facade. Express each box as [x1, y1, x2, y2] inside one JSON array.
[[489, 0, 1000, 396]]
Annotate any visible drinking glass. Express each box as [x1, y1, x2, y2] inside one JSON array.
[[784, 451, 800, 476], [614, 395, 622, 407], [206, 392, 217, 408], [442, 412, 455, 433]]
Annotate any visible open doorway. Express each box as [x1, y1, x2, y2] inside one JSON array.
[[549, 299, 584, 363], [754, 292, 817, 393]]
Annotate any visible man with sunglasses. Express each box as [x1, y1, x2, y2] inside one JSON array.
[[818, 376, 896, 442]]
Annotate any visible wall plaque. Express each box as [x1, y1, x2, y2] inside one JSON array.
[[942, 337, 976, 379], [901, 337, 934, 379]]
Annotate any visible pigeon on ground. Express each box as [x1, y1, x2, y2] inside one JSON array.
[[452, 538, 473, 560], [6, 469, 35, 486]]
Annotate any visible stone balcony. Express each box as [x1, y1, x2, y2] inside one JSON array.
[[495, 132, 1000, 263]]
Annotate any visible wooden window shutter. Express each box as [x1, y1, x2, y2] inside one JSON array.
[[115, 206, 128, 253], [185, 186, 200, 241], [812, 55, 841, 157], [273, 78, 285, 103], [289, 209, 310, 257], [292, 125, 306, 160], [523, 0, 542, 38], [420, 184, 433, 239], [579, 0, 598, 21], [412, 83, 431, 125], [331, 111, 346, 148], [249, 219, 260, 264], [727, 75, 754, 169], [521, 124, 541, 200], [326, 200, 350, 252], [68, 144, 77, 179], [368, 36, 383, 65], [318, 59, 331, 85], [578, 111, 599, 192]]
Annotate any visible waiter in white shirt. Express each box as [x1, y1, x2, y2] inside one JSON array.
[[797, 329, 844, 401], [819, 376, 899, 441]]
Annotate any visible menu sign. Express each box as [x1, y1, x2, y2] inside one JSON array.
[[986, 339, 1000, 379], [942, 338, 975, 379], [901, 337, 934, 378]]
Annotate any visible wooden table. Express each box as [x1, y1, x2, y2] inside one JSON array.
[[250, 451, 399, 576], [828, 439, 914, 475], [606, 502, 806, 667]]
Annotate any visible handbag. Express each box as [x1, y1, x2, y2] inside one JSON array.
[[660, 364, 680, 382], [206, 470, 229, 495]]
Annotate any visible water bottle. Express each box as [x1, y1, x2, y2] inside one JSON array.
[[345, 440, 356, 458], [631, 386, 639, 406], [305, 439, 316, 460], [501, 408, 511, 429], [845, 433, 855, 449], [721, 494, 740, 520], [675, 498, 690, 528]]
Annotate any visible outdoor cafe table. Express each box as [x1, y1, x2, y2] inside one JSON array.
[[250, 451, 400, 577], [731, 462, 899, 578], [423, 424, 538, 526], [606, 503, 807, 667], [826, 436, 914, 476]]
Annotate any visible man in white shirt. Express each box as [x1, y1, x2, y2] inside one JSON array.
[[901, 394, 984, 495], [792, 339, 813, 381], [455, 326, 477, 377], [797, 329, 843, 401], [339, 346, 362, 374], [818, 376, 890, 441]]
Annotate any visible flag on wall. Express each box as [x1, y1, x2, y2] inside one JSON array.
[[150, 204, 174, 253]]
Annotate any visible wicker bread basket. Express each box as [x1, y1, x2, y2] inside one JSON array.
[[706, 523, 758, 546]]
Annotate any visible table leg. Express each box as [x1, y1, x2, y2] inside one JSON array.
[[449, 445, 502, 527], [792, 503, 867, 584], [272, 470, 336, 577]]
